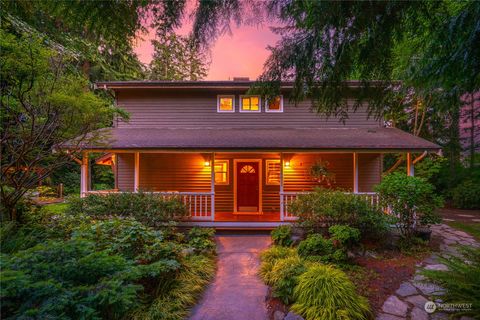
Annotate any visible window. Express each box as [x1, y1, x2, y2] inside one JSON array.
[[265, 96, 283, 112], [217, 95, 235, 112], [240, 165, 256, 173], [214, 160, 229, 184], [240, 95, 261, 112], [266, 160, 280, 185]]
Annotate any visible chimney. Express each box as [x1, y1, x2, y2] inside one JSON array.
[[232, 77, 250, 82]]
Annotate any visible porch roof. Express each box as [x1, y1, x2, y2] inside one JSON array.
[[74, 127, 441, 152]]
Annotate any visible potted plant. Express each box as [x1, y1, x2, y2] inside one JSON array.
[[309, 160, 335, 186]]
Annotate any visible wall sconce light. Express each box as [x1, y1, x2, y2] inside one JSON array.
[[284, 161, 290, 168], [204, 161, 211, 167]]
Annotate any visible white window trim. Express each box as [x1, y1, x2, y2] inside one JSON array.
[[239, 95, 261, 113], [265, 95, 284, 113], [265, 159, 281, 185], [214, 159, 229, 185], [217, 95, 235, 113]]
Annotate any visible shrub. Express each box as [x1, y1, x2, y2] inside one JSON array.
[[291, 264, 371, 320], [187, 227, 216, 253], [421, 247, 480, 318], [259, 246, 298, 280], [1, 239, 143, 319], [298, 234, 335, 258], [271, 225, 293, 246], [267, 256, 308, 304], [375, 173, 443, 241], [67, 192, 188, 227], [329, 225, 360, 248], [451, 179, 480, 209], [290, 187, 390, 239]]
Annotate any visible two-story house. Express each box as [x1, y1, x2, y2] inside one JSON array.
[[77, 80, 440, 228]]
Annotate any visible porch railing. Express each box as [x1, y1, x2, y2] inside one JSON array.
[[280, 191, 381, 221], [83, 190, 214, 221]]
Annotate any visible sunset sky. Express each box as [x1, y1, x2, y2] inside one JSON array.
[[134, 19, 279, 80]]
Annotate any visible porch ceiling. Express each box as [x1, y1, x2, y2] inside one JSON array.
[[70, 127, 441, 152]]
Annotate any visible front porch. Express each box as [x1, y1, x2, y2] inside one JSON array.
[[80, 151, 413, 226]]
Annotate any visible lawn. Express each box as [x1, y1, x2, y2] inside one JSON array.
[[446, 221, 480, 241]]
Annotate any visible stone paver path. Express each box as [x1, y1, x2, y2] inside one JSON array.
[[376, 224, 479, 320], [189, 234, 271, 320]]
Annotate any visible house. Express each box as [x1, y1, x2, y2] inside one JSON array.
[[76, 80, 440, 228]]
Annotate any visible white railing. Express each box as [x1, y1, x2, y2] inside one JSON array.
[[280, 191, 381, 221], [83, 190, 214, 221]]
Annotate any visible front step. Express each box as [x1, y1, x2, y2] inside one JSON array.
[[178, 220, 291, 230]]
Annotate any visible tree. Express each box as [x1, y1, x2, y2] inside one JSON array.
[[148, 33, 209, 80], [0, 29, 125, 221]]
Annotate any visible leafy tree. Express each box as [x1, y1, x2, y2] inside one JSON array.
[[148, 33, 209, 80], [0, 29, 125, 221]]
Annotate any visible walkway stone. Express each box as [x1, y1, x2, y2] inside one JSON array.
[[376, 223, 479, 320], [189, 234, 271, 320]]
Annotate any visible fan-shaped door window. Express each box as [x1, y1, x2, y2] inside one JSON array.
[[240, 165, 256, 174]]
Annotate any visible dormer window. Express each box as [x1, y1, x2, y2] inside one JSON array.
[[240, 95, 261, 112], [265, 96, 283, 112], [217, 95, 235, 112]]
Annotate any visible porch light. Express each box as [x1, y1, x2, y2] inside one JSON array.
[[284, 161, 290, 168], [204, 161, 211, 167]]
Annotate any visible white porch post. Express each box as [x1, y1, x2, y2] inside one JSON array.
[[407, 152, 414, 176], [353, 152, 359, 193], [280, 153, 285, 221], [210, 152, 215, 221], [80, 151, 89, 198], [134, 152, 140, 192]]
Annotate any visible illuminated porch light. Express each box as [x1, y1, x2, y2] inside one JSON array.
[[204, 161, 211, 167], [284, 161, 290, 168]]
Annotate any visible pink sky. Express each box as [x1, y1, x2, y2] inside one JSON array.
[[134, 19, 279, 80]]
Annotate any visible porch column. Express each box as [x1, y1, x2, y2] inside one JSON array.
[[134, 152, 140, 192], [210, 152, 215, 221], [80, 151, 89, 198], [406, 152, 414, 176], [280, 153, 285, 221], [353, 152, 359, 193]]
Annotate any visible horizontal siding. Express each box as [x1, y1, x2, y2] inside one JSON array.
[[117, 153, 134, 191], [116, 90, 379, 129], [358, 153, 382, 192]]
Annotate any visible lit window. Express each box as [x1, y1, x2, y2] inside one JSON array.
[[265, 96, 283, 112], [214, 160, 229, 184], [217, 95, 235, 112], [240, 165, 256, 173], [266, 160, 280, 185], [240, 95, 260, 112]]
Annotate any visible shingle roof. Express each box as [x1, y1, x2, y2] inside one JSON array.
[[73, 127, 441, 152]]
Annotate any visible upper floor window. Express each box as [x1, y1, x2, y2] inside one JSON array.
[[240, 95, 261, 112], [217, 95, 235, 112], [265, 96, 283, 112]]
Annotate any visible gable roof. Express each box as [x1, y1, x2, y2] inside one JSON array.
[[72, 127, 441, 152]]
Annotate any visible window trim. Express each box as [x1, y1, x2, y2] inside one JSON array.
[[239, 95, 261, 113], [265, 159, 281, 185], [217, 95, 235, 113], [214, 159, 229, 185], [265, 95, 284, 113]]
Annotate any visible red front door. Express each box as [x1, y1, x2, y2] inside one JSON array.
[[236, 161, 260, 212]]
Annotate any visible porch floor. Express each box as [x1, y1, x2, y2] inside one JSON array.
[[214, 211, 281, 222]]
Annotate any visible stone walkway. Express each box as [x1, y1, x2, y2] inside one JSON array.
[[189, 234, 271, 320], [377, 224, 479, 320]]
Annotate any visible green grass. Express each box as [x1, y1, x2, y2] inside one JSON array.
[[41, 202, 69, 214], [447, 222, 480, 241]]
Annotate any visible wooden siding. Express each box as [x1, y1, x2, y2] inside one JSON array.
[[117, 153, 134, 191], [358, 153, 382, 192], [115, 89, 380, 129]]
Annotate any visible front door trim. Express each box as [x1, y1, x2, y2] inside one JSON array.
[[233, 159, 262, 214]]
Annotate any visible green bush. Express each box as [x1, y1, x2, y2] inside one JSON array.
[[421, 247, 480, 318], [1, 239, 144, 319], [329, 225, 360, 248], [187, 227, 216, 252], [452, 179, 480, 209], [67, 192, 188, 227], [290, 187, 390, 239], [259, 246, 298, 280], [291, 264, 371, 320], [271, 225, 293, 246], [375, 173, 443, 241], [266, 255, 308, 304], [298, 234, 349, 264]]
